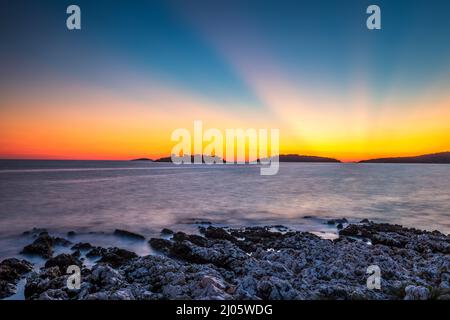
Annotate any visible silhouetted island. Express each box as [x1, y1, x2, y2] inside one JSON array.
[[154, 154, 340, 163], [131, 158, 152, 161], [359, 152, 450, 164]]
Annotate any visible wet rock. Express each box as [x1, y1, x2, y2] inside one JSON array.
[[113, 229, 145, 241], [161, 228, 174, 235], [67, 231, 76, 237], [72, 242, 93, 251], [404, 285, 430, 300], [0, 258, 33, 281], [200, 226, 235, 242], [86, 247, 107, 258], [98, 248, 138, 267], [172, 232, 209, 247], [0, 280, 17, 298], [149, 238, 172, 253], [21, 233, 71, 258], [38, 289, 69, 300], [21, 233, 54, 258], [327, 218, 348, 225], [17, 222, 450, 301], [24, 267, 66, 299], [53, 237, 72, 247], [44, 254, 82, 273], [0, 258, 33, 298], [340, 223, 450, 253], [169, 242, 208, 264]]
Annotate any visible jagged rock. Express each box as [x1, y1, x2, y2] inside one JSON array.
[[86, 247, 107, 258], [44, 253, 82, 273], [404, 285, 430, 300], [15, 223, 450, 300], [21, 233, 71, 258], [24, 267, 66, 299], [38, 289, 69, 300], [0, 258, 33, 299], [340, 223, 450, 253], [97, 248, 138, 267], [21, 233, 54, 258], [0, 258, 33, 281], [149, 238, 172, 253], [71, 242, 93, 250]]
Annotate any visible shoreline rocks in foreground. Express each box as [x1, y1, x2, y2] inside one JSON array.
[[0, 221, 449, 300]]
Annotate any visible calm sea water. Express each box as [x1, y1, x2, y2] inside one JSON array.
[[0, 160, 449, 260]]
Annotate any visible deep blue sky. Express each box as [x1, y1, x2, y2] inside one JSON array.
[[2, 0, 450, 103]]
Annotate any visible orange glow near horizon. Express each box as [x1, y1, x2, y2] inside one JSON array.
[[1, 78, 449, 163]]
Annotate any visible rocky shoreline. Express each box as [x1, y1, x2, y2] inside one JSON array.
[[1, 221, 449, 300]]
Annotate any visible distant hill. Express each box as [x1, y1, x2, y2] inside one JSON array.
[[131, 158, 152, 161], [154, 154, 340, 163], [259, 154, 341, 163], [359, 152, 450, 164], [153, 156, 172, 162]]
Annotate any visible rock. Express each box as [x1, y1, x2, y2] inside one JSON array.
[[327, 218, 348, 225], [67, 231, 76, 237], [336, 223, 343, 230], [149, 238, 172, 253], [161, 228, 174, 235], [89, 264, 125, 287], [169, 242, 208, 264], [200, 226, 235, 241], [340, 223, 450, 253], [16, 222, 450, 301], [98, 248, 138, 267], [53, 237, 72, 246], [24, 267, 66, 299], [113, 229, 145, 241], [0, 258, 33, 298], [71, 242, 93, 250], [21, 233, 71, 258], [0, 258, 33, 281], [86, 247, 107, 258], [38, 289, 69, 300], [172, 232, 208, 247], [404, 285, 430, 300], [0, 280, 17, 298], [21, 233, 54, 258], [44, 254, 82, 273]]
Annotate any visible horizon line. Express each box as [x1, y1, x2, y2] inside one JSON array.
[[0, 151, 449, 164]]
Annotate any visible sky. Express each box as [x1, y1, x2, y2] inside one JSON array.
[[0, 0, 449, 162]]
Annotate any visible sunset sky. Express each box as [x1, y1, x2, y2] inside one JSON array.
[[1, 0, 449, 162]]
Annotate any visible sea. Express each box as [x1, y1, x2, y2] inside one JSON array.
[[1, 160, 449, 261]]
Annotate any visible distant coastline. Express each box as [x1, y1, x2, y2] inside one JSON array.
[[359, 152, 450, 164], [141, 152, 450, 164], [2, 152, 450, 164], [152, 154, 341, 163]]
